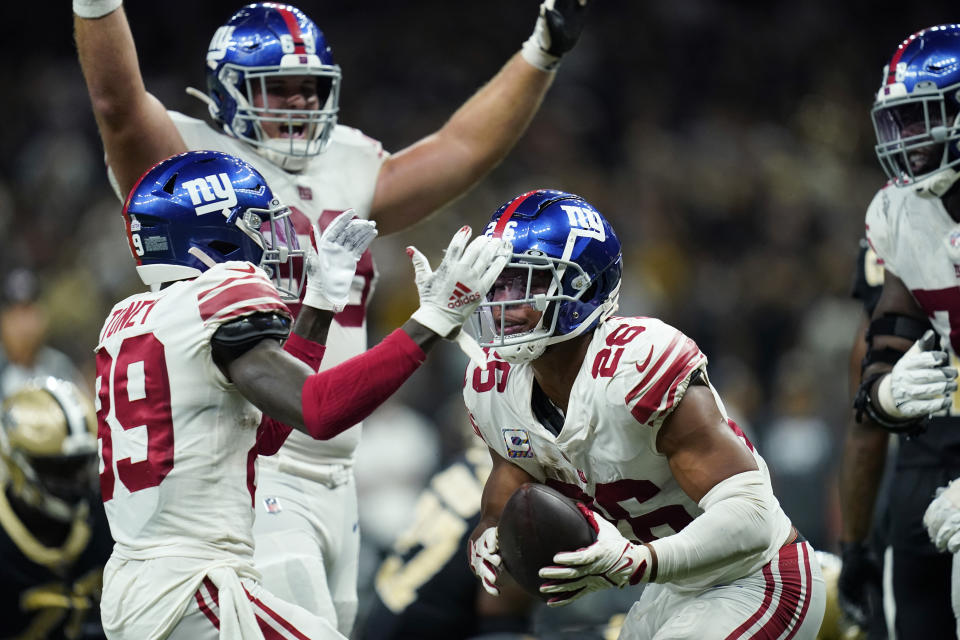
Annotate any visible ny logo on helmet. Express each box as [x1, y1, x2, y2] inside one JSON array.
[[561, 205, 606, 242], [207, 26, 236, 64], [183, 173, 238, 217]]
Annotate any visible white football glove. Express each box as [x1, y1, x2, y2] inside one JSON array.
[[408, 225, 511, 340], [876, 330, 958, 420], [469, 526, 502, 596], [302, 210, 377, 312], [538, 504, 652, 607], [521, 0, 590, 72], [924, 479, 960, 553]]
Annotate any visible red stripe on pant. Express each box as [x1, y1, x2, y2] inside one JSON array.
[[195, 579, 221, 629], [197, 576, 311, 639], [724, 542, 814, 638], [243, 584, 312, 640], [782, 543, 814, 640]]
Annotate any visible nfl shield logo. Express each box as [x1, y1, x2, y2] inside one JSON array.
[[264, 496, 282, 514]]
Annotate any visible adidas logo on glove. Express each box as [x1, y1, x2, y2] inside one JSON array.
[[448, 282, 480, 308]]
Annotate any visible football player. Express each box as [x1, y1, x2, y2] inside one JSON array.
[[846, 24, 960, 639], [73, 1, 589, 633], [0, 377, 112, 639], [838, 241, 956, 638], [463, 190, 826, 638], [94, 150, 510, 639]]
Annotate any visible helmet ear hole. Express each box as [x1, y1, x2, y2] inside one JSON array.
[[207, 240, 240, 258]]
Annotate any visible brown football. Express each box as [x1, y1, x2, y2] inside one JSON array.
[[497, 482, 597, 600]]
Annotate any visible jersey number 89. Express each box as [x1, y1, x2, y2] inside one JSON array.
[[96, 333, 175, 502]]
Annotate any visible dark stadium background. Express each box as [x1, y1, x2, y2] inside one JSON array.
[[0, 0, 955, 586]]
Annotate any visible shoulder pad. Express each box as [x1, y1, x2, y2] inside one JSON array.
[[211, 312, 291, 366]]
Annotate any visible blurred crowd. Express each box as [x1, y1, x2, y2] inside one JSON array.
[[1, 2, 956, 625]]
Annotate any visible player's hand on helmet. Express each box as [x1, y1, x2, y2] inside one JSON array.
[[522, 0, 590, 72], [408, 226, 512, 339], [469, 526, 502, 596], [924, 479, 960, 553], [538, 504, 651, 607], [876, 330, 958, 420], [837, 541, 882, 631], [303, 210, 377, 312]]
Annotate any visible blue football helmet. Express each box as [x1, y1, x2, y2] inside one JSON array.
[[873, 24, 960, 196], [123, 150, 303, 300], [472, 190, 623, 363], [200, 3, 341, 170]]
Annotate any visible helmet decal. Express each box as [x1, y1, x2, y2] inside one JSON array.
[[472, 190, 623, 363], [872, 24, 960, 196], [123, 150, 304, 301], [200, 3, 342, 170]]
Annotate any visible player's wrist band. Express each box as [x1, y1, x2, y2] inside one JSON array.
[[73, 0, 122, 19], [521, 38, 562, 72], [853, 373, 926, 434]]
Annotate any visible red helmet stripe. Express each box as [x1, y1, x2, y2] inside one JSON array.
[[886, 28, 927, 85], [492, 190, 539, 238], [277, 7, 307, 54]]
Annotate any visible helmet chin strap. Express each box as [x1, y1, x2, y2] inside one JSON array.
[[255, 142, 311, 172], [915, 167, 960, 198], [186, 86, 218, 118]]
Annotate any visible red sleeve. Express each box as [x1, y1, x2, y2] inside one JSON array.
[[257, 333, 328, 456], [302, 329, 426, 440]]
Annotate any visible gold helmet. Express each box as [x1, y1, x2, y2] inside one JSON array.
[[0, 377, 97, 521], [815, 550, 867, 640]]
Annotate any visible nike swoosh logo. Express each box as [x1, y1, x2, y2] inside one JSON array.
[[229, 263, 257, 274], [635, 346, 654, 373]]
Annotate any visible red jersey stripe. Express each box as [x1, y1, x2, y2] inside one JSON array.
[[627, 334, 702, 425], [199, 281, 289, 323]]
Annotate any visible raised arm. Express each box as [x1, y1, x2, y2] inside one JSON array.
[[73, 1, 187, 198], [228, 227, 511, 437], [369, 0, 590, 235]]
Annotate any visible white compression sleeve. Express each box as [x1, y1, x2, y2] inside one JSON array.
[[73, 0, 122, 19], [649, 469, 790, 584]]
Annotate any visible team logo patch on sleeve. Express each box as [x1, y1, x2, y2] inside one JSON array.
[[502, 428, 534, 459]]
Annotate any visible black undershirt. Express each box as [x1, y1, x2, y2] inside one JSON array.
[[531, 379, 565, 437]]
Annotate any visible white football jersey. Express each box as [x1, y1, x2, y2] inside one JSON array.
[[95, 262, 291, 562], [109, 112, 388, 466], [463, 316, 790, 589], [865, 184, 960, 361]]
